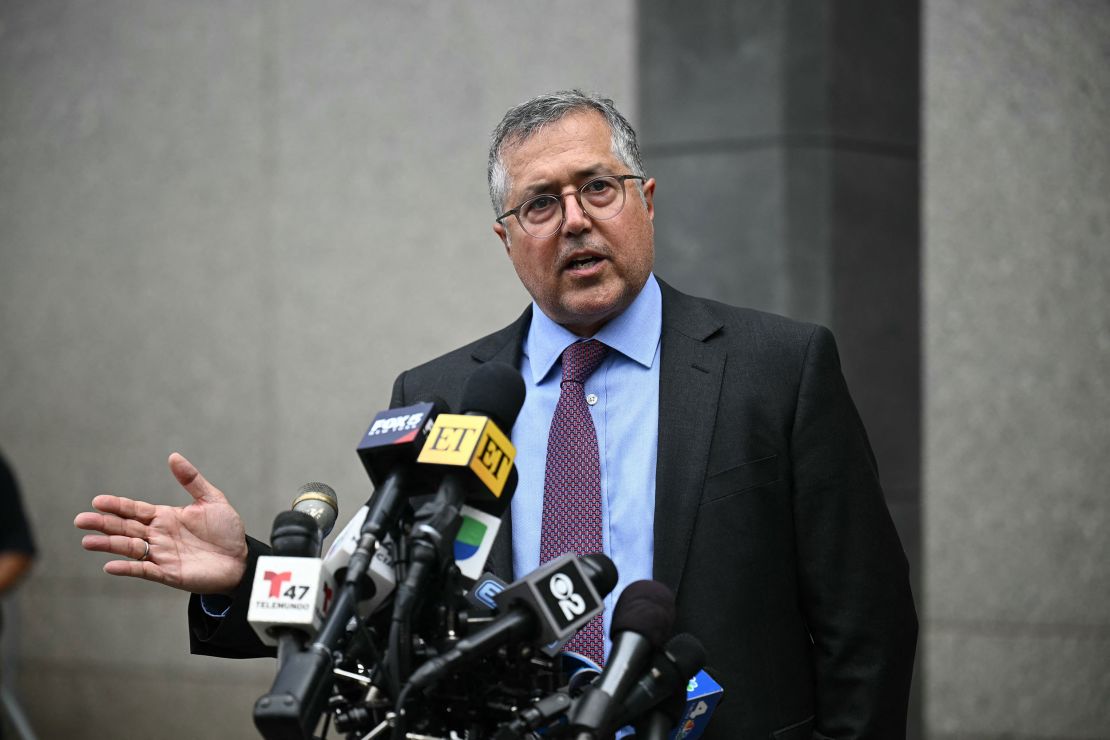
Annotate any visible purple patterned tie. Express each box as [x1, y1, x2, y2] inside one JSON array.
[[540, 339, 610, 665]]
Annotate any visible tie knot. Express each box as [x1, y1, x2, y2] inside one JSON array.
[[560, 340, 609, 385]]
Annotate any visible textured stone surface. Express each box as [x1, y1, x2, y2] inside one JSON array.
[[927, 629, 1110, 737], [925, 0, 1110, 624], [640, 1, 919, 148], [0, 1, 634, 736], [648, 147, 788, 313], [0, 0, 277, 561], [924, 0, 1110, 736], [638, 0, 786, 145], [18, 657, 271, 739]]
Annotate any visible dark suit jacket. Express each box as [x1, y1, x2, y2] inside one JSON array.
[[190, 279, 917, 739]]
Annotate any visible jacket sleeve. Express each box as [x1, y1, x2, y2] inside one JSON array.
[[187, 536, 276, 659], [789, 325, 918, 738]]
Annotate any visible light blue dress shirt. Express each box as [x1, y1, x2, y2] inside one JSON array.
[[511, 273, 662, 660]]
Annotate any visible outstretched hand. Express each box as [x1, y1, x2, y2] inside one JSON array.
[[74, 453, 249, 595]]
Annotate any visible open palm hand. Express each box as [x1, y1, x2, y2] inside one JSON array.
[[75, 453, 249, 594]]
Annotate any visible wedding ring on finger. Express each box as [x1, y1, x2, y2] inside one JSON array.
[[136, 539, 150, 562]]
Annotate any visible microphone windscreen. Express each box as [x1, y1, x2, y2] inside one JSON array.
[[411, 394, 451, 414], [580, 552, 619, 596], [503, 466, 519, 499], [611, 580, 676, 648], [461, 362, 526, 430], [293, 482, 339, 536], [664, 633, 707, 679], [270, 509, 323, 557]]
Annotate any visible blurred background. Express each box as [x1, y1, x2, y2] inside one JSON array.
[[0, 1, 1106, 738]]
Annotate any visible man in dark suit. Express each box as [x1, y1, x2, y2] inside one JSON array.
[[77, 90, 916, 738], [390, 288, 916, 739]]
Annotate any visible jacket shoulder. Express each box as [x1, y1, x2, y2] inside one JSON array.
[[660, 280, 825, 359], [391, 307, 530, 408]]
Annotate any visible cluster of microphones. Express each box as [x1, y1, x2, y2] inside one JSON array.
[[246, 363, 721, 740]]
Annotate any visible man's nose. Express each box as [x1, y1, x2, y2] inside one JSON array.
[[561, 191, 592, 235]]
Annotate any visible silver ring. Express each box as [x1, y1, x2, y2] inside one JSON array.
[[137, 539, 150, 562]]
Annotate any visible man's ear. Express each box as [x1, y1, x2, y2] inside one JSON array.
[[493, 222, 511, 254], [642, 177, 656, 222]]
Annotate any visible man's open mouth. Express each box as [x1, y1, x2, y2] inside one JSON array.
[[567, 256, 602, 269]]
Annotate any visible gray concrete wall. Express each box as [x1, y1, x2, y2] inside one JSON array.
[[924, 2, 1110, 737], [0, 2, 634, 737]]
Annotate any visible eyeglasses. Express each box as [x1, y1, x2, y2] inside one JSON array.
[[496, 174, 646, 238]]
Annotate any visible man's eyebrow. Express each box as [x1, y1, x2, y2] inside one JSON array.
[[519, 164, 609, 198]]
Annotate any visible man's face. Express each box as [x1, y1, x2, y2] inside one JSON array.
[[493, 111, 656, 337]]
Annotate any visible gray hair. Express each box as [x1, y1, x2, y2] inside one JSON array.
[[487, 90, 645, 217]]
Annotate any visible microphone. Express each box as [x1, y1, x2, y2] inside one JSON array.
[[355, 396, 450, 544], [248, 497, 338, 649], [567, 580, 676, 739], [388, 368, 523, 698], [270, 510, 323, 559], [252, 398, 447, 740], [290, 482, 338, 552], [613, 633, 706, 729], [414, 363, 524, 507], [325, 398, 449, 621], [405, 553, 618, 692], [396, 363, 525, 614], [453, 479, 515, 582], [320, 505, 397, 618], [497, 594, 683, 740]]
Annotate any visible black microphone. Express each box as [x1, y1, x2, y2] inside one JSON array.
[[415, 362, 525, 517], [319, 396, 451, 653], [252, 397, 450, 740], [261, 503, 334, 673], [404, 553, 618, 692], [613, 632, 706, 729], [389, 364, 525, 695], [269, 510, 322, 559], [567, 580, 676, 739], [354, 395, 450, 547], [395, 363, 526, 615]]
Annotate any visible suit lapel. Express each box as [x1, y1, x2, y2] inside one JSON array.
[[653, 281, 725, 595], [471, 307, 531, 582]]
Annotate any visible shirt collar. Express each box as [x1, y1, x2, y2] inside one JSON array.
[[523, 273, 662, 384]]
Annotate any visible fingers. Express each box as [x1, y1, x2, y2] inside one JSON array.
[[74, 509, 150, 538], [81, 532, 165, 585], [168, 452, 226, 504], [77, 494, 158, 525], [80, 533, 149, 560], [103, 558, 163, 584], [82, 533, 165, 584]]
